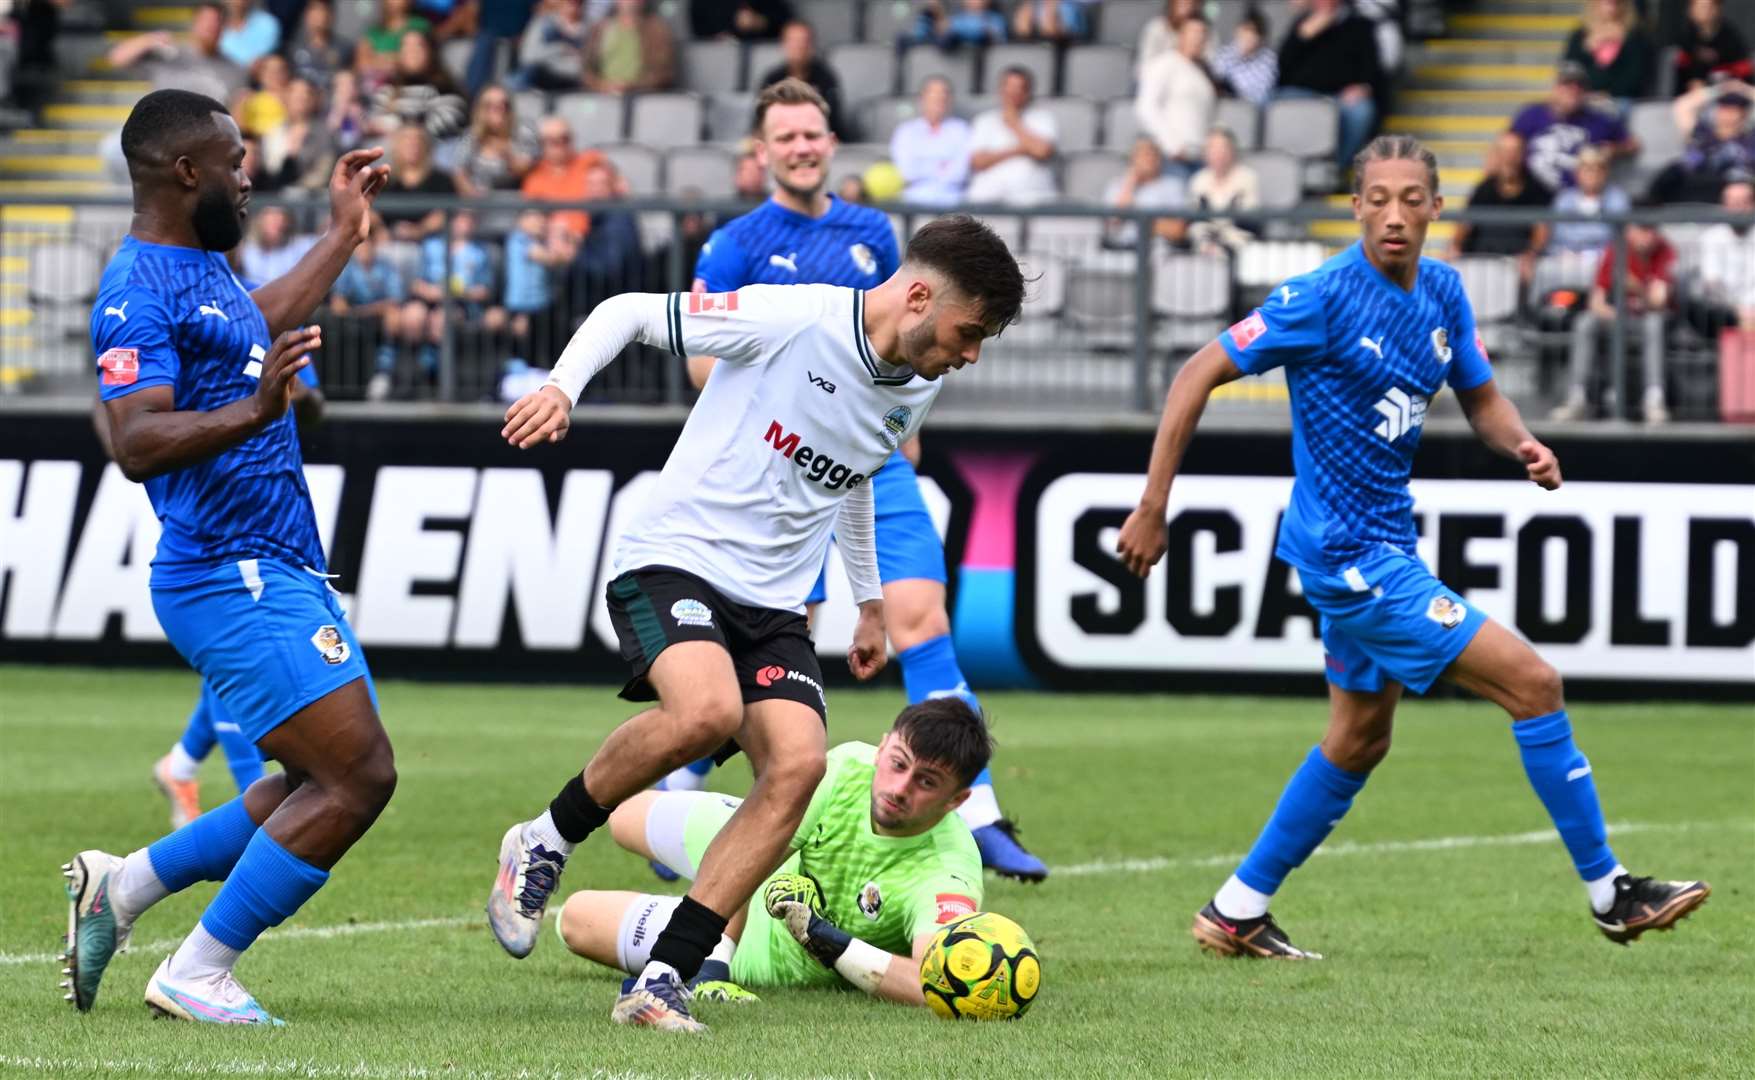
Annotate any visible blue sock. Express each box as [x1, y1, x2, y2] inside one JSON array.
[[685, 758, 712, 777], [178, 690, 218, 761], [1235, 746, 1370, 895], [971, 766, 993, 788], [146, 795, 259, 892], [199, 831, 330, 951], [897, 634, 981, 711], [215, 724, 267, 791], [1512, 711, 1617, 881]]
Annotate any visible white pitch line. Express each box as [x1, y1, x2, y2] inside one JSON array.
[[0, 915, 482, 968], [0, 1054, 660, 1080]]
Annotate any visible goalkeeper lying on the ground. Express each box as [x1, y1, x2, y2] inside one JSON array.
[[556, 699, 988, 1007]]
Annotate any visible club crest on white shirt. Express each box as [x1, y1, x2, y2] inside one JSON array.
[[849, 243, 877, 276], [878, 405, 911, 449]]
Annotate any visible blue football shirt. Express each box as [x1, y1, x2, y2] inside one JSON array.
[[694, 195, 899, 293], [91, 236, 326, 584], [1218, 242, 1493, 573]]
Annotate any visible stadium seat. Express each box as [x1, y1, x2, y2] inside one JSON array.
[[1454, 254, 1521, 328], [829, 44, 898, 99], [629, 93, 705, 148], [440, 37, 509, 88], [1062, 45, 1135, 102], [601, 143, 663, 196], [864, 0, 918, 45], [984, 43, 1057, 96], [1040, 97, 1100, 153], [1627, 100, 1685, 174], [665, 145, 737, 197], [746, 42, 784, 89], [901, 44, 976, 99], [1019, 249, 1068, 315], [1530, 250, 1602, 303], [1097, 0, 1159, 47], [1241, 150, 1301, 210], [1063, 251, 1141, 348], [828, 143, 886, 192], [706, 92, 756, 142], [512, 90, 548, 130], [332, 0, 371, 43], [959, 94, 998, 122], [973, 213, 1026, 253], [680, 40, 743, 94], [1063, 151, 1126, 204], [554, 92, 626, 146], [799, 0, 860, 47], [1214, 97, 1261, 149], [1262, 96, 1337, 164], [1025, 214, 1106, 257], [1103, 97, 1140, 149], [653, 0, 691, 44], [1235, 240, 1327, 289], [28, 239, 102, 340], [858, 96, 919, 147], [1152, 252, 1232, 348]]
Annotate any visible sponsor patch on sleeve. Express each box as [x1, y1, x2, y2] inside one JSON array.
[[98, 347, 140, 386], [1474, 330, 1490, 364], [1227, 312, 1267, 350], [688, 291, 739, 315], [935, 893, 977, 923]]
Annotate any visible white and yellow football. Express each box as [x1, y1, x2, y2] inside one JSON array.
[[919, 911, 1041, 1021]]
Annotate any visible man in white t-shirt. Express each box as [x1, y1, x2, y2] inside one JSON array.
[[966, 66, 1059, 205], [486, 215, 1026, 1035]]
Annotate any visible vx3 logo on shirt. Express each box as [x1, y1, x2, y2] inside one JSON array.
[[807, 370, 836, 394], [768, 252, 799, 273], [198, 301, 229, 320]]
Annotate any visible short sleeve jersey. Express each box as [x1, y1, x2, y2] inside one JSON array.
[[91, 237, 325, 584], [693, 195, 899, 293], [744, 741, 984, 988], [1218, 242, 1493, 573]]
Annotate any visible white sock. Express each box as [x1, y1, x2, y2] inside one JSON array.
[[955, 783, 1002, 830], [165, 743, 201, 782], [522, 810, 576, 858], [707, 935, 735, 967], [636, 959, 679, 989], [165, 923, 242, 983], [1587, 864, 1628, 914], [660, 765, 709, 792], [110, 849, 169, 923], [1214, 874, 1273, 921]]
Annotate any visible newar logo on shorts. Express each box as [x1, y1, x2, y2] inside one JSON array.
[[762, 421, 868, 491], [755, 664, 825, 706]]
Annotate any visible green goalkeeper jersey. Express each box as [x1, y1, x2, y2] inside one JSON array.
[[690, 742, 983, 988]]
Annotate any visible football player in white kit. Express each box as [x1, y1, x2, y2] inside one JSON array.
[[486, 215, 1026, 1033]]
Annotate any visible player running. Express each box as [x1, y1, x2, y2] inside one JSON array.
[[670, 76, 1047, 883], [488, 213, 1024, 1033], [1117, 135, 1710, 960], [61, 88, 392, 1023], [555, 698, 988, 1009]]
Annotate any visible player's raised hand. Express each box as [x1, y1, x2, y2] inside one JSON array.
[[328, 148, 390, 245], [847, 602, 887, 681], [502, 385, 572, 448], [1518, 439, 1562, 490], [1116, 502, 1169, 578], [253, 326, 319, 424]]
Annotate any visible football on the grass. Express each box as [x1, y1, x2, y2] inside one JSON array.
[[920, 912, 1041, 1021]]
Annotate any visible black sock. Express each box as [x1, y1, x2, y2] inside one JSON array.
[[547, 774, 611, 845], [648, 895, 727, 982]]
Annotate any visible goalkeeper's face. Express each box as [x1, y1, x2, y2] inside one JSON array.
[[869, 732, 970, 836]]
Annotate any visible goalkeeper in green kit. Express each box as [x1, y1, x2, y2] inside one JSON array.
[[556, 699, 988, 1008]]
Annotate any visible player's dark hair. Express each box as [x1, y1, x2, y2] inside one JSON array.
[[890, 698, 993, 787], [1352, 134, 1440, 197], [753, 76, 830, 135], [120, 88, 230, 173], [903, 213, 1027, 333]]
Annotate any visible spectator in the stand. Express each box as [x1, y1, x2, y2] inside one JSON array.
[[890, 75, 971, 207], [452, 84, 538, 195], [511, 0, 586, 91], [1211, 8, 1280, 108], [583, 0, 676, 94], [262, 77, 336, 190], [1553, 209, 1677, 423], [1653, 83, 1755, 202], [1102, 137, 1188, 249], [220, 0, 282, 68], [465, 0, 538, 98], [732, 139, 767, 202], [757, 20, 853, 142], [356, 0, 432, 88], [369, 29, 468, 141], [289, 0, 352, 86], [415, 208, 505, 336], [1450, 130, 1553, 287], [1562, 0, 1655, 105], [907, 0, 1008, 49], [1511, 61, 1637, 193], [570, 159, 644, 299], [412, 0, 478, 41], [1671, 0, 1751, 94], [241, 206, 317, 284], [330, 225, 412, 398], [326, 68, 369, 150], [966, 65, 1059, 205], [522, 116, 605, 238], [1139, 0, 1203, 74], [1550, 145, 1629, 256], [240, 133, 278, 192], [1012, 0, 1094, 43], [1275, 0, 1384, 175], [106, 3, 247, 102], [381, 124, 456, 241], [503, 209, 577, 351], [235, 52, 292, 137], [691, 0, 793, 41], [1186, 125, 1262, 256], [1688, 173, 1755, 335], [1137, 14, 1216, 175], [837, 174, 868, 204]]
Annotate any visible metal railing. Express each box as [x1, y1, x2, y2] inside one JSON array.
[[4, 195, 1751, 423]]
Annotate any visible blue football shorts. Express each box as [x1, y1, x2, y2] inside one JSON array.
[[806, 450, 947, 606], [153, 558, 374, 744], [1300, 543, 1488, 694]]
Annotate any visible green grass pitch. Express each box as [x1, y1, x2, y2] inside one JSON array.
[[1, 665, 1750, 1079]]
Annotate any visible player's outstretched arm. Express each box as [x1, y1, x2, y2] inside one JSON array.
[[104, 326, 319, 482], [764, 877, 927, 1007], [1455, 380, 1562, 490], [250, 149, 390, 338], [1117, 339, 1245, 577], [501, 292, 675, 448]]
